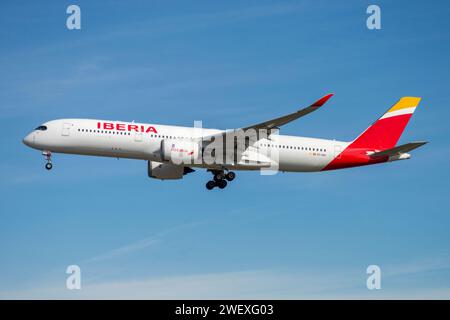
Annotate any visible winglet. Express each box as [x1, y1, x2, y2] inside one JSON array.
[[311, 93, 334, 107]]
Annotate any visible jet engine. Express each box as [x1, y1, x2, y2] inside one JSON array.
[[147, 161, 195, 180], [160, 140, 200, 165]]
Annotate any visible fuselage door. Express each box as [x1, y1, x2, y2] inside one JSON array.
[[62, 123, 73, 136]]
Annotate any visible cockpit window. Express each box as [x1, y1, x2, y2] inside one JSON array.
[[35, 125, 47, 131]]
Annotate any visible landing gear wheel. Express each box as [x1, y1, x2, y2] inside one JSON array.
[[42, 151, 53, 171], [207, 170, 231, 190], [217, 179, 227, 189], [214, 172, 225, 181], [206, 181, 216, 190], [225, 171, 235, 181]]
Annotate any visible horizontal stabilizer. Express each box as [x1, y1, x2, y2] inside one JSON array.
[[369, 141, 427, 157]]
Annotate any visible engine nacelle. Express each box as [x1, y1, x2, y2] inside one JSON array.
[[147, 161, 184, 180], [161, 139, 200, 164]]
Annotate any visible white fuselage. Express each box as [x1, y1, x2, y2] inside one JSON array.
[[23, 119, 349, 172]]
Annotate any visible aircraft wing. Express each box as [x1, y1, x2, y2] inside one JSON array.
[[369, 141, 428, 157], [202, 93, 334, 142], [242, 93, 334, 131]]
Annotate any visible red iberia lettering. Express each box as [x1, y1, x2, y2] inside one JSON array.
[[128, 124, 139, 132], [104, 122, 114, 130], [99, 122, 158, 134], [146, 126, 157, 133]]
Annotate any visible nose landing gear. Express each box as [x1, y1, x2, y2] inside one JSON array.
[[205, 169, 236, 190], [43, 151, 52, 170]]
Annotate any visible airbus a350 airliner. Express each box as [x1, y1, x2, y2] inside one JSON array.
[[23, 94, 426, 190]]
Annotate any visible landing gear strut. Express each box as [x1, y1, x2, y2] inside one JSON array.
[[205, 169, 235, 190], [43, 151, 52, 170]]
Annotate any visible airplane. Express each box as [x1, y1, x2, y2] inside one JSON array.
[[23, 94, 427, 190]]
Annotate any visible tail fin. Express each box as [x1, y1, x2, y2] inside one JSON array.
[[351, 97, 421, 150]]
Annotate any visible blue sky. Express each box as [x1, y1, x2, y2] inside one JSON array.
[[1, 0, 450, 298]]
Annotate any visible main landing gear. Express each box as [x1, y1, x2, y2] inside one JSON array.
[[206, 170, 236, 190], [43, 151, 52, 170]]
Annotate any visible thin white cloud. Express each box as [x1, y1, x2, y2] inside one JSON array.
[[88, 238, 161, 263], [3, 252, 450, 299], [2, 264, 450, 299], [85, 220, 206, 263], [383, 255, 450, 278], [0, 269, 355, 299]]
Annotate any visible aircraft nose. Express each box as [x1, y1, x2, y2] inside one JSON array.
[[23, 133, 34, 147]]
